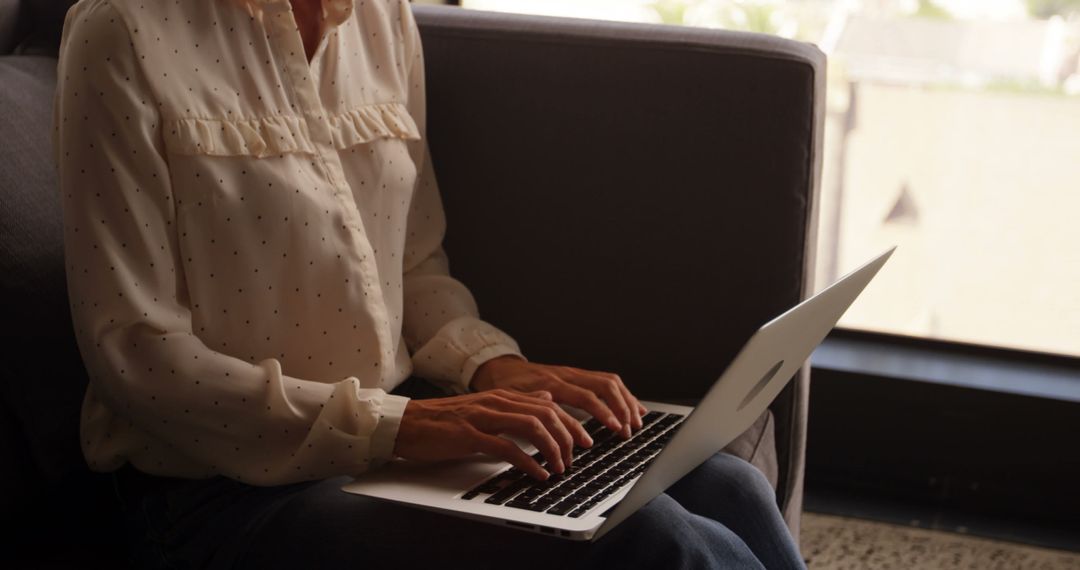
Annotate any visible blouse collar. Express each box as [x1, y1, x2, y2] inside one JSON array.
[[231, 0, 356, 29]]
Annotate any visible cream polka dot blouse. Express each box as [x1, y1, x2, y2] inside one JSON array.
[[52, 0, 523, 485]]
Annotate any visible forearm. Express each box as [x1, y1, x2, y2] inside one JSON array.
[[79, 320, 408, 484]]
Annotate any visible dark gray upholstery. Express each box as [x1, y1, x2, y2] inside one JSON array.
[[0, 46, 126, 567], [11, 0, 68, 55], [0, 1, 823, 564], [0, 0, 21, 53], [414, 5, 824, 536]]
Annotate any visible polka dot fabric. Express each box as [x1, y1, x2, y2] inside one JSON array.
[[52, 0, 523, 485]]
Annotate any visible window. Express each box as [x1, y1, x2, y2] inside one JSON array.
[[459, 0, 1080, 357]]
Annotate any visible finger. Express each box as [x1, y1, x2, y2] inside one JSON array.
[[527, 390, 553, 401], [549, 400, 594, 450], [509, 385, 595, 450], [614, 381, 644, 430], [471, 432, 548, 481], [493, 391, 587, 462], [516, 388, 594, 448], [495, 396, 575, 468], [490, 385, 593, 448], [567, 372, 634, 439], [480, 410, 565, 475], [547, 382, 622, 435], [521, 390, 594, 449]]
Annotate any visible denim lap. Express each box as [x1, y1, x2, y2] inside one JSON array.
[[113, 452, 800, 569]]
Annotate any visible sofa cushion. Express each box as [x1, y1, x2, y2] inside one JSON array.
[[0, 51, 126, 564], [0, 56, 66, 335], [0, 53, 89, 483], [16, 0, 74, 56]]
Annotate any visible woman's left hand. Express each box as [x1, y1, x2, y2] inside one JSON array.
[[470, 355, 647, 440]]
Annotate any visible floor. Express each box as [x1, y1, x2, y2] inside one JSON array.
[[801, 512, 1080, 570], [803, 487, 1080, 553]]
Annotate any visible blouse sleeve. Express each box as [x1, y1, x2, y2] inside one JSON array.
[[54, 0, 406, 485], [397, 0, 526, 395]]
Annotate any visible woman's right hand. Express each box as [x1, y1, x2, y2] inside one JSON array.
[[393, 389, 594, 481]]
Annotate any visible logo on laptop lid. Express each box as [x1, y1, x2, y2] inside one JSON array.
[[737, 360, 784, 412]]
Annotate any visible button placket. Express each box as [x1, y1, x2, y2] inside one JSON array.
[[261, 0, 395, 379]]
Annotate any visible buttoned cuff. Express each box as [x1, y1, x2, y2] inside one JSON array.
[[369, 393, 410, 465], [410, 316, 524, 395]]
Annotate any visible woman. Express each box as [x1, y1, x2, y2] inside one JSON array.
[[53, 0, 805, 567]]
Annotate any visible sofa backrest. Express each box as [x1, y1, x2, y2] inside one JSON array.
[[412, 5, 823, 519], [420, 4, 821, 398], [1, 0, 71, 55], [1, 1, 77, 489], [1, 1, 126, 559], [0, 0, 21, 53]]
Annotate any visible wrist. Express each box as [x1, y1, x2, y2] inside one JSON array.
[[470, 354, 526, 392], [372, 394, 410, 464]]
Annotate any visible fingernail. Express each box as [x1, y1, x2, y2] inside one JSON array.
[[584, 434, 594, 446]]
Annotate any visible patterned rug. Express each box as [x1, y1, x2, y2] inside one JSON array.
[[801, 512, 1080, 570]]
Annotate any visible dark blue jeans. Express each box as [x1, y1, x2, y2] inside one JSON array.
[[112, 380, 805, 569]]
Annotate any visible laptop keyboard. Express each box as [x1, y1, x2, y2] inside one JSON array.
[[459, 410, 686, 518]]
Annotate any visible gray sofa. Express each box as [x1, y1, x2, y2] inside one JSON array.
[[0, 0, 823, 565]]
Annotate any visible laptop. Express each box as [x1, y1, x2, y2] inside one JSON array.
[[341, 247, 895, 540]]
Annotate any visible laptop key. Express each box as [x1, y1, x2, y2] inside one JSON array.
[[568, 505, 591, 518], [506, 498, 549, 512], [641, 411, 664, 425], [468, 469, 521, 496], [536, 495, 559, 508], [546, 500, 578, 516], [485, 477, 533, 505], [581, 418, 605, 435]]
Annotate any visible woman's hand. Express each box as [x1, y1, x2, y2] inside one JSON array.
[[471, 356, 648, 440], [393, 389, 593, 481]]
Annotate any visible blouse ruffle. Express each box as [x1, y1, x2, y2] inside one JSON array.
[[164, 113, 317, 157], [163, 101, 420, 158], [328, 101, 422, 149]]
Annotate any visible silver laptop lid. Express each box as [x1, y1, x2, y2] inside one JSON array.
[[594, 247, 894, 539]]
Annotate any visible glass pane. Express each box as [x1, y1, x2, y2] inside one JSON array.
[[460, 0, 1080, 357]]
